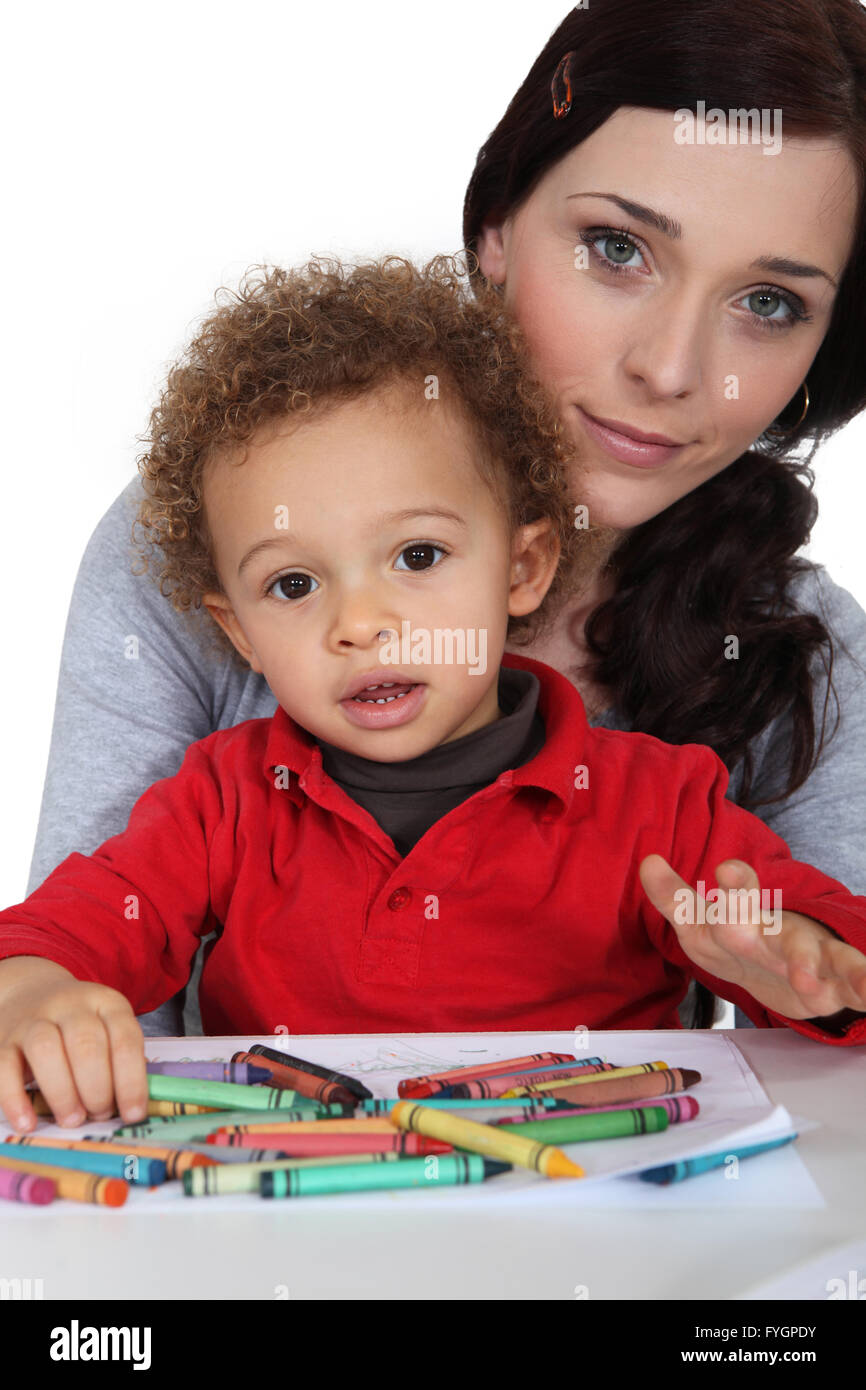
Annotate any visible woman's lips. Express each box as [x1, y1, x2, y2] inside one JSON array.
[[339, 681, 428, 729], [576, 406, 689, 468]]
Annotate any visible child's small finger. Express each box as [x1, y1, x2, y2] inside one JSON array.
[[0, 1044, 38, 1132], [101, 1006, 148, 1123], [20, 1022, 87, 1127]]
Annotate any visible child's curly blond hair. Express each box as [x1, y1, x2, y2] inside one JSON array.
[[131, 251, 606, 669]]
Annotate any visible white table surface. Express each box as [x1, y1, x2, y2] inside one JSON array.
[[3, 1027, 864, 1300]]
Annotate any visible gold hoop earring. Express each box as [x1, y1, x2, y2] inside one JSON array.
[[767, 381, 810, 439]]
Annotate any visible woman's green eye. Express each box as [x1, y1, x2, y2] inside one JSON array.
[[747, 290, 786, 319], [602, 234, 639, 265]]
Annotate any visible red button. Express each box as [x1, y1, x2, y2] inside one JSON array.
[[387, 888, 412, 910]]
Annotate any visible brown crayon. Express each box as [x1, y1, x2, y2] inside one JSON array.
[[520, 1068, 701, 1108], [231, 1050, 357, 1107]]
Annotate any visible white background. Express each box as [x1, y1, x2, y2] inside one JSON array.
[[2, 0, 864, 918]]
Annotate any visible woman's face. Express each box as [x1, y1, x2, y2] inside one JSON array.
[[477, 105, 859, 529]]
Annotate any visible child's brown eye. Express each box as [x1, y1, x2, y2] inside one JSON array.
[[395, 543, 446, 572], [269, 572, 318, 601]]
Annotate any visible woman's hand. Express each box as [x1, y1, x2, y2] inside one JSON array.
[[639, 855, 866, 1022], [0, 956, 148, 1133]]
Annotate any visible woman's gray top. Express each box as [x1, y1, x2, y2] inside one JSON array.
[[21, 477, 866, 1035]]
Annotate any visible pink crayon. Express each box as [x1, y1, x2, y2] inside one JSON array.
[[0, 1166, 56, 1205], [207, 1131, 453, 1156], [451, 1062, 617, 1099], [495, 1094, 700, 1126]]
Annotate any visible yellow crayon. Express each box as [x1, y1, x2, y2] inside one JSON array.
[[28, 1092, 221, 1120], [389, 1101, 584, 1179], [500, 1061, 669, 1098]]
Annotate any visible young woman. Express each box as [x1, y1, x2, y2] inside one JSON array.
[[23, 0, 866, 1034]]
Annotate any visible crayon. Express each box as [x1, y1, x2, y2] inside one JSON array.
[[26, 1091, 224, 1120], [146, 1075, 299, 1111], [0, 1153, 128, 1206], [0, 1141, 166, 1185], [355, 1096, 562, 1114], [638, 1134, 798, 1184], [449, 1062, 617, 1100], [183, 1152, 404, 1195], [398, 1052, 577, 1099], [492, 1095, 700, 1126], [246, 1044, 373, 1101], [260, 1153, 512, 1197], [511, 1068, 701, 1108], [390, 1101, 584, 1179], [145, 1101, 224, 1116], [232, 1051, 358, 1107], [497, 1106, 670, 1143], [500, 1061, 670, 1098], [146, 1062, 273, 1085], [0, 1167, 56, 1205], [138, 1143, 308, 1164], [210, 1118, 404, 1137], [112, 1105, 324, 1140], [6, 1135, 216, 1179], [208, 1132, 453, 1156]]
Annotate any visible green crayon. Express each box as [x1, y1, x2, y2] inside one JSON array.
[[146, 1075, 301, 1111], [184, 1152, 401, 1195], [261, 1153, 511, 1198], [498, 1106, 669, 1144]]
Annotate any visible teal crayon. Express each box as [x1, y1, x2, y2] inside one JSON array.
[[498, 1106, 669, 1143], [639, 1133, 798, 1184], [0, 1141, 166, 1185], [261, 1153, 511, 1197], [184, 1152, 402, 1195], [355, 1097, 561, 1117], [246, 1044, 373, 1101]]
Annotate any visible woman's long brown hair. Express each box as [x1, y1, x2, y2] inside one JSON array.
[[463, 0, 866, 1027]]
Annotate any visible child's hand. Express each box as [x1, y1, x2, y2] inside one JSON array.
[[639, 855, 866, 1022], [0, 956, 148, 1133]]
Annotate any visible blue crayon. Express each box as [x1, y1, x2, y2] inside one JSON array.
[[638, 1133, 798, 1184], [1, 1142, 167, 1186]]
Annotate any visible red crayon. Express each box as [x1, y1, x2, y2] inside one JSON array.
[[398, 1052, 577, 1099], [206, 1131, 453, 1157], [231, 1050, 358, 1107]]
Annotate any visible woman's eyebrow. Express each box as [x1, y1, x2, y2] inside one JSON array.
[[566, 191, 838, 288]]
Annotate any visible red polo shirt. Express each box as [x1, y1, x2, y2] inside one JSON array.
[[1, 653, 864, 1043]]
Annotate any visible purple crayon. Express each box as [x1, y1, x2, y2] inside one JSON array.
[[145, 1062, 272, 1085]]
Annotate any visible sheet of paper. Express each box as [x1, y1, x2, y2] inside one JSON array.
[[0, 1030, 824, 1213]]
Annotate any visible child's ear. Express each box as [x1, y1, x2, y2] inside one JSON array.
[[202, 591, 264, 674], [508, 519, 560, 619]]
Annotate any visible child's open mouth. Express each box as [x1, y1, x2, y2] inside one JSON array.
[[339, 681, 427, 730]]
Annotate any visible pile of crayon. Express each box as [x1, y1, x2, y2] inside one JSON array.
[[0, 1046, 717, 1206]]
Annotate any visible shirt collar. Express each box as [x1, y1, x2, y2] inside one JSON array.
[[262, 652, 587, 815]]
